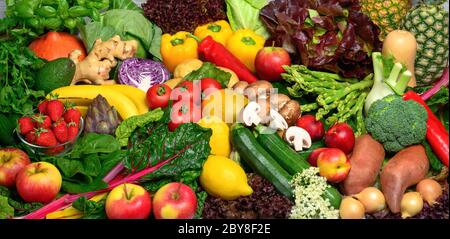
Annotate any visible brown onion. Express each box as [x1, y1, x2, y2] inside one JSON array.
[[416, 179, 442, 205], [400, 192, 424, 218], [339, 197, 365, 219], [355, 187, 386, 213]]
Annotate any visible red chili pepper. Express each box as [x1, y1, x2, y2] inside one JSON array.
[[403, 90, 449, 167], [197, 36, 258, 83]]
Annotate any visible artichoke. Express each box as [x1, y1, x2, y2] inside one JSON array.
[[84, 95, 121, 135]]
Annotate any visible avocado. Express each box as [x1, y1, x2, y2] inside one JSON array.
[[35, 58, 76, 94]]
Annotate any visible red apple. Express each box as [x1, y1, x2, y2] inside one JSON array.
[[15, 162, 62, 203], [296, 115, 325, 141], [153, 182, 197, 219], [255, 47, 291, 81], [317, 148, 351, 183], [105, 183, 152, 219], [307, 147, 328, 167], [324, 123, 355, 154], [0, 148, 31, 187]]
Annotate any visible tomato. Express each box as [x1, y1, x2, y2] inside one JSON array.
[[171, 81, 200, 103], [146, 84, 172, 109], [200, 78, 222, 99], [168, 101, 202, 131]]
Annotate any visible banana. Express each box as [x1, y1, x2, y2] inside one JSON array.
[[103, 84, 149, 114], [48, 85, 140, 120], [59, 97, 93, 107]]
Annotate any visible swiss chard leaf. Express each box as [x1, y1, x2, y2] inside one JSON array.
[[72, 196, 107, 219], [0, 186, 43, 217], [0, 196, 14, 219], [183, 62, 231, 88], [125, 122, 212, 181]]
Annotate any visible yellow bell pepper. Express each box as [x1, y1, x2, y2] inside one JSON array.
[[197, 116, 231, 157], [194, 20, 233, 46], [225, 29, 265, 73], [161, 31, 198, 72]]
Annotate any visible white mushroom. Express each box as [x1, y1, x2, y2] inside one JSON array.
[[268, 109, 288, 130], [239, 101, 262, 126], [284, 126, 312, 151]]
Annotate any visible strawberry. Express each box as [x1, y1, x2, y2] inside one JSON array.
[[52, 120, 68, 143], [37, 100, 49, 114], [63, 107, 81, 125], [47, 99, 65, 122], [67, 122, 79, 141], [35, 128, 58, 147], [32, 114, 52, 129], [25, 130, 36, 144], [17, 117, 35, 135]]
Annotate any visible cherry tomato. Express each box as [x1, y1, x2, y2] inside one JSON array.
[[146, 84, 172, 109], [168, 101, 202, 131], [200, 78, 222, 99]]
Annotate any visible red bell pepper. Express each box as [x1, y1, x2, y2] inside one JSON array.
[[403, 90, 449, 167], [197, 36, 258, 83]]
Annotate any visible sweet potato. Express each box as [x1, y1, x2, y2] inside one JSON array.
[[341, 134, 385, 195], [380, 145, 429, 213]]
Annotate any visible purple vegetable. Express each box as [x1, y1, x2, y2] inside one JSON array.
[[259, 0, 382, 79], [118, 58, 170, 92]]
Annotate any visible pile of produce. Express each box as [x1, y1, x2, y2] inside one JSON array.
[[0, 0, 448, 221]]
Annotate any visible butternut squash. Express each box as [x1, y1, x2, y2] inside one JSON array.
[[382, 30, 418, 87]]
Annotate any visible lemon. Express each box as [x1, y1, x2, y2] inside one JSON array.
[[200, 155, 253, 200]]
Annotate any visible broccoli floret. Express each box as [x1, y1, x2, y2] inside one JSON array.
[[365, 94, 428, 152]]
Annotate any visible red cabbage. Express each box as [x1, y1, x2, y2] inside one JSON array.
[[260, 0, 382, 79], [118, 58, 170, 92]]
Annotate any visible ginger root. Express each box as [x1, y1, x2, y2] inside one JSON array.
[[69, 35, 138, 85]]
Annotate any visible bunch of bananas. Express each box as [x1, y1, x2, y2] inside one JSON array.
[[47, 84, 148, 120]]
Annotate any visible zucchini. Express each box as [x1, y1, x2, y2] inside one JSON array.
[[255, 126, 342, 209], [231, 124, 293, 200], [256, 127, 310, 175]]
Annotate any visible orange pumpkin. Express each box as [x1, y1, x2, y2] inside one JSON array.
[[29, 32, 87, 61]]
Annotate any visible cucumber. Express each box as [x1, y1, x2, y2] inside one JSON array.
[[256, 129, 310, 175], [255, 127, 342, 209], [231, 124, 293, 200]]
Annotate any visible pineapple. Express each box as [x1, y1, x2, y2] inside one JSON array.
[[360, 0, 412, 39], [402, 0, 449, 85]]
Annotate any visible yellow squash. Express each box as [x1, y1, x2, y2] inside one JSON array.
[[197, 116, 230, 157]]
